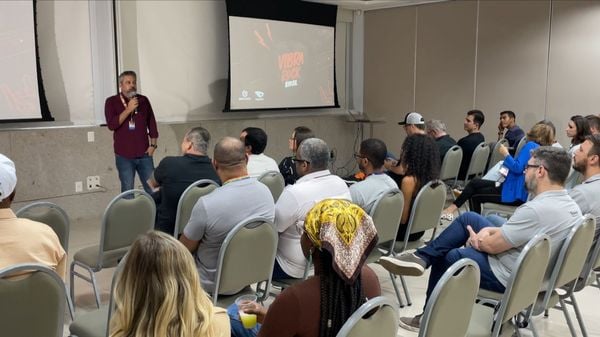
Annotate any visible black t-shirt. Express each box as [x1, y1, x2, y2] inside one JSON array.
[[153, 154, 220, 234], [457, 132, 485, 180], [436, 134, 457, 164]]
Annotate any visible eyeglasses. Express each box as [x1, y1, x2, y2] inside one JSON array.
[[292, 156, 310, 165], [524, 163, 547, 172], [353, 153, 366, 159]]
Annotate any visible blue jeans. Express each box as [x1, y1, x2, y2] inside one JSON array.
[[115, 154, 154, 194], [486, 214, 508, 227], [272, 259, 296, 280], [415, 212, 506, 307], [227, 303, 261, 337]]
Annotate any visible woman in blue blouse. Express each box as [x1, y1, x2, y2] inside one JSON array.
[[441, 122, 555, 218]]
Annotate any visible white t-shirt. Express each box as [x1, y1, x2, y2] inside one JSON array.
[[274, 170, 351, 278], [349, 173, 397, 214], [247, 153, 279, 178]]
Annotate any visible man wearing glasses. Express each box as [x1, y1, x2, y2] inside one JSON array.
[[273, 138, 351, 280], [379, 147, 582, 333], [349, 138, 397, 214]]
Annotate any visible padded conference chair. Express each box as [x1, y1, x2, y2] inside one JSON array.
[[335, 296, 399, 337], [393, 180, 446, 306], [466, 234, 551, 337], [257, 170, 285, 202], [439, 145, 463, 193], [173, 179, 219, 237], [487, 138, 509, 173], [69, 256, 126, 337], [70, 190, 155, 308], [0, 263, 67, 337], [419, 258, 480, 337], [16, 201, 70, 252], [514, 136, 527, 157], [364, 188, 406, 307], [463, 142, 490, 186], [212, 216, 278, 307]]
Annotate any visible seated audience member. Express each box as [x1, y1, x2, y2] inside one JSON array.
[[350, 138, 397, 214], [274, 138, 351, 280], [229, 199, 381, 337], [566, 115, 591, 156], [570, 134, 600, 244], [179, 137, 275, 294], [538, 120, 563, 148], [148, 127, 220, 235], [110, 231, 229, 337], [457, 109, 486, 180], [0, 154, 66, 280], [442, 122, 554, 218], [240, 127, 279, 177], [379, 147, 581, 332], [497, 110, 525, 155], [426, 119, 457, 163], [279, 126, 314, 185], [398, 112, 426, 136], [392, 134, 440, 241], [586, 114, 600, 136]]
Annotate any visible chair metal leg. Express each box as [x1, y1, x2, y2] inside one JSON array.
[[399, 275, 412, 306], [389, 273, 405, 308], [65, 285, 75, 320], [570, 294, 588, 337], [69, 261, 76, 309], [89, 271, 101, 308], [559, 297, 579, 337]]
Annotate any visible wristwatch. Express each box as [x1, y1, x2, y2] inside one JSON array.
[[150, 144, 157, 149]]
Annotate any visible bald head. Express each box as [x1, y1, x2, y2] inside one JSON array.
[[213, 136, 246, 168]]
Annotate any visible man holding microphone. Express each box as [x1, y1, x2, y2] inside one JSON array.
[[105, 70, 158, 194]]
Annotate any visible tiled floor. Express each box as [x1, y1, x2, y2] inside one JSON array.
[[65, 218, 600, 337]]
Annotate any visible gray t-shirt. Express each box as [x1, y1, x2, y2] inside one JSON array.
[[489, 190, 582, 286], [569, 173, 600, 244], [183, 177, 275, 293], [349, 173, 398, 214]]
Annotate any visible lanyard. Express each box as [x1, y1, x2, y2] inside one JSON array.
[[120, 93, 135, 121]]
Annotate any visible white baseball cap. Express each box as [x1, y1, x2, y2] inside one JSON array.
[[398, 112, 425, 125], [0, 154, 17, 201]]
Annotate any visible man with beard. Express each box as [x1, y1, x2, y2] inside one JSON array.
[[378, 147, 581, 333], [349, 138, 397, 214], [105, 70, 159, 194], [570, 134, 600, 244]]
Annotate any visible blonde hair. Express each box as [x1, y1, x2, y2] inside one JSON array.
[[110, 231, 215, 337], [527, 122, 555, 146]]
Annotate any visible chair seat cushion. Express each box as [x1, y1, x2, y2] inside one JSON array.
[[69, 305, 109, 337], [477, 288, 502, 301], [467, 304, 514, 337], [73, 246, 129, 269]]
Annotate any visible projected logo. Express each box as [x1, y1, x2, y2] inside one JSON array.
[[238, 90, 251, 101], [254, 91, 265, 101]]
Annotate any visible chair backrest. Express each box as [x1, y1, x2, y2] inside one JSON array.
[[439, 145, 463, 183], [16, 202, 70, 252], [0, 263, 66, 337], [98, 190, 155, 266], [420, 258, 480, 337], [335, 296, 399, 337], [212, 216, 277, 304], [173, 179, 219, 237], [369, 188, 403, 255], [465, 142, 490, 180], [514, 136, 528, 157], [493, 234, 551, 336], [257, 170, 285, 202], [487, 139, 509, 173], [402, 180, 446, 245], [542, 215, 596, 300]]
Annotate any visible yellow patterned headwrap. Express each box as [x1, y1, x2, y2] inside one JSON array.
[[304, 199, 378, 284]]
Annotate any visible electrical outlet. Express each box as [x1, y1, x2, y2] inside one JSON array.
[[87, 131, 95, 142], [86, 176, 100, 190], [75, 181, 83, 193]]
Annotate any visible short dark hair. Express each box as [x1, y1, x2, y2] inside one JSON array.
[[359, 138, 387, 169], [118, 70, 136, 83], [467, 109, 485, 128], [570, 115, 591, 145], [500, 110, 516, 120], [585, 114, 600, 132], [293, 126, 314, 148], [530, 146, 571, 185], [242, 127, 268, 154], [586, 134, 600, 158]]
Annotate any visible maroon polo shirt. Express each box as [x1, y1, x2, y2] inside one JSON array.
[[105, 93, 159, 159]]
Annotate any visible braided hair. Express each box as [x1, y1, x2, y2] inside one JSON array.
[[318, 251, 364, 337]]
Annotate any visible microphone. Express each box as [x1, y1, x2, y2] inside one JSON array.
[[126, 90, 138, 114]]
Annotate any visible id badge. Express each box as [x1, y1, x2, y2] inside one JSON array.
[[128, 119, 136, 130]]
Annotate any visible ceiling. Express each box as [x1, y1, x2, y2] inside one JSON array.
[[302, 0, 448, 11]]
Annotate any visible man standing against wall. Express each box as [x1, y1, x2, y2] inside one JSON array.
[[105, 70, 159, 194]]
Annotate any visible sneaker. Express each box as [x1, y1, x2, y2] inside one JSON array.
[[440, 212, 454, 221], [398, 313, 422, 332], [378, 253, 428, 276]]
